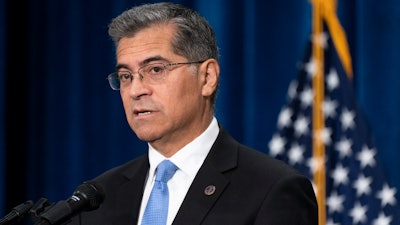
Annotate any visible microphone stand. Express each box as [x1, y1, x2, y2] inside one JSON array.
[[0, 200, 34, 225]]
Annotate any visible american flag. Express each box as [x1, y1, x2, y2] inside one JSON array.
[[268, 29, 400, 224]]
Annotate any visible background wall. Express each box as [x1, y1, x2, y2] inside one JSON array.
[[1, 0, 399, 221]]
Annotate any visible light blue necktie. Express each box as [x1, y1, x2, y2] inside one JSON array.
[[141, 160, 178, 225]]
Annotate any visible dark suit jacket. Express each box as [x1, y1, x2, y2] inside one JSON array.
[[67, 126, 318, 225]]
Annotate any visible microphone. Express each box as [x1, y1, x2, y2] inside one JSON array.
[[0, 200, 34, 225], [33, 181, 105, 225]]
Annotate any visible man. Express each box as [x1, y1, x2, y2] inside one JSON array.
[[68, 2, 318, 225]]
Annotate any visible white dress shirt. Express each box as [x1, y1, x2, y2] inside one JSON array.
[[137, 117, 220, 225]]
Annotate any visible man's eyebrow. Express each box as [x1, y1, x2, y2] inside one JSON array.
[[115, 56, 169, 71], [140, 56, 168, 66], [115, 64, 129, 71]]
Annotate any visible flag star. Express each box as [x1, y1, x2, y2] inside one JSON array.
[[353, 174, 372, 196], [268, 134, 286, 157], [307, 157, 318, 174], [299, 86, 314, 108], [376, 183, 397, 207], [304, 57, 318, 78], [335, 137, 352, 158], [331, 164, 349, 186], [312, 32, 329, 49], [288, 143, 304, 165], [356, 144, 376, 168], [326, 68, 339, 91], [314, 127, 333, 146], [327, 191, 345, 213], [340, 108, 355, 130], [294, 115, 309, 137], [307, 156, 325, 176], [349, 202, 368, 224], [277, 107, 293, 129], [372, 212, 392, 225], [322, 97, 338, 119], [326, 219, 340, 225]]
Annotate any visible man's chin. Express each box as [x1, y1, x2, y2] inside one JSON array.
[[135, 132, 160, 143]]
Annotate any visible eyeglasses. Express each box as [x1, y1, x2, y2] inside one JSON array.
[[106, 60, 205, 90]]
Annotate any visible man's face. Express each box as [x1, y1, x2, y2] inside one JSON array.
[[115, 24, 212, 156]]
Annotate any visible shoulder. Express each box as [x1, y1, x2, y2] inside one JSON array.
[[215, 126, 309, 186], [216, 125, 304, 177], [238, 142, 306, 181], [88, 154, 148, 188]]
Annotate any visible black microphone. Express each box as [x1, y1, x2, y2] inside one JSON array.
[[34, 181, 104, 225], [0, 200, 34, 225]]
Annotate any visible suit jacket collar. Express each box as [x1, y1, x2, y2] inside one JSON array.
[[109, 125, 239, 225], [113, 155, 149, 224], [172, 126, 239, 225]]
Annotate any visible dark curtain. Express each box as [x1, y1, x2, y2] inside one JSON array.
[[0, 0, 5, 214], [1, 0, 400, 219]]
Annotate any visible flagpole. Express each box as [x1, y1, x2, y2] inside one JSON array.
[[310, 0, 326, 224], [270, 1, 398, 223], [320, 0, 353, 78]]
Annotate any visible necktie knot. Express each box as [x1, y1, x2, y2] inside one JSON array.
[[155, 160, 178, 183]]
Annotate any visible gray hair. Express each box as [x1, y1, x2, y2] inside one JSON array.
[[108, 2, 219, 62], [108, 2, 220, 107]]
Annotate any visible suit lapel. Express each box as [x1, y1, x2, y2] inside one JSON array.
[[113, 156, 149, 224], [172, 127, 239, 225]]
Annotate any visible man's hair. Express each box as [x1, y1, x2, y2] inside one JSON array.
[[108, 2, 220, 106], [108, 2, 219, 62]]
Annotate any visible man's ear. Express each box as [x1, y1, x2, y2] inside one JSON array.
[[200, 59, 220, 97]]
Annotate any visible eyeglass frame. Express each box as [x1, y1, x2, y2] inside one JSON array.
[[106, 60, 206, 90]]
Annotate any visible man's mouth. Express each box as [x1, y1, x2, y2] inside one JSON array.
[[137, 111, 151, 116]]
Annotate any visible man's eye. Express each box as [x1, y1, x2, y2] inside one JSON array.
[[148, 65, 164, 74], [118, 73, 131, 81]]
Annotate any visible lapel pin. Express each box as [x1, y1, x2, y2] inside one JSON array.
[[204, 185, 216, 196]]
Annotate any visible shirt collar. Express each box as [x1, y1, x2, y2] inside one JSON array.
[[147, 117, 219, 179]]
